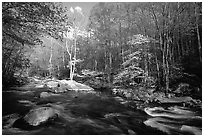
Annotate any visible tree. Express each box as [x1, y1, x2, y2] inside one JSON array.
[[87, 2, 202, 94], [62, 6, 85, 80], [2, 2, 69, 87]]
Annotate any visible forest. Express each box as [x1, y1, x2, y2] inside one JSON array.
[[2, 2, 202, 135]]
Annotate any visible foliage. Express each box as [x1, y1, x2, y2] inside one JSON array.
[[2, 2, 69, 44], [87, 2, 202, 93], [114, 34, 156, 87], [2, 2, 69, 87]]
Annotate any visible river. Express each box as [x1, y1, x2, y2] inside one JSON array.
[[2, 87, 202, 135]]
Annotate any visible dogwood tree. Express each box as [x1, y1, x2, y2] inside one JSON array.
[[63, 6, 85, 80]]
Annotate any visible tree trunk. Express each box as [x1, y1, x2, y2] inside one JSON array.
[[49, 37, 53, 76], [195, 4, 202, 62], [71, 29, 77, 80], [144, 47, 149, 85], [65, 32, 72, 80], [57, 65, 60, 77], [104, 49, 108, 72], [94, 59, 97, 71], [109, 51, 112, 85], [62, 51, 65, 69], [165, 35, 170, 95], [153, 35, 161, 88], [119, 21, 124, 65]]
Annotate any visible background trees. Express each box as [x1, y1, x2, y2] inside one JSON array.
[[87, 2, 202, 92], [2, 2, 202, 94]]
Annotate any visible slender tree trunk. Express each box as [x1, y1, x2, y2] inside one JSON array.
[[104, 49, 108, 72], [71, 28, 77, 80], [107, 40, 113, 87], [49, 37, 53, 76], [57, 65, 60, 77], [163, 39, 166, 94], [144, 47, 149, 85], [165, 34, 170, 95], [62, 51, 65, 69], [195, 4, 202, 62], [177, 2, 182, 63], [94, 59, 97, 71], [65, 32, 72, 80], [181, 37, 184, 57], [119, 21, 124, 65], [177, 40, 181, 62], [153, 35, 161, 87], [109, 51, 112, 84]]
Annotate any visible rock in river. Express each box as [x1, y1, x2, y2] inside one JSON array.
[[59, 80, 94, 92], [180, 125, 202, 135], [23, 107, 60, 126], [3, 114, 21, 129], [40, 92, 60, 98], [40, 92, 51, 98], [144, 106, 201, 119]]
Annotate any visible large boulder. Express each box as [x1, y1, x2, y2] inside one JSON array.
[[46, 81, 59, 88], [35, 79, 95, 93], [23, 107, 60, 126], [144, 117, 202, 135], [144, 106, 201, 119], [59, 80, 94, 92], [180, 125, 202, 135]]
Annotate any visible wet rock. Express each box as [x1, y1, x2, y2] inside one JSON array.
[[47, 81, 59, 88], [59, 80, 94, 92], [54, 84, 68, 93], [40, 92, 50, 98], [180, 125, 202, 135], [128, 129, 136, 135], [35, 84, 44, 88], [144, 106, 201, 119], [40, 92, 60, 98], [144, 117, 175, 134], [3, 114, 21, 129], [114, 96, 124, 102], [23, 107, 60, 126], [18, 100, 35, 107]]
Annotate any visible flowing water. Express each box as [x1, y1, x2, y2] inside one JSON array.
[[2, 87, 202, 135]]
